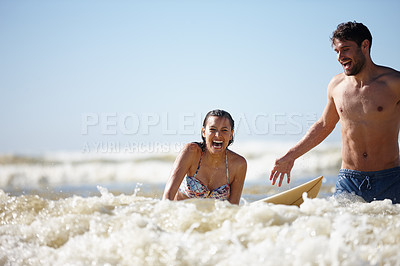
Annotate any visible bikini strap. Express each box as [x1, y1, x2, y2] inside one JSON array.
[[225, 150, 229, 183], [193, 151, 203, 178]]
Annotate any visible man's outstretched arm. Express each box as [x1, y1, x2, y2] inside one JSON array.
[[270, 83, 340, 186]]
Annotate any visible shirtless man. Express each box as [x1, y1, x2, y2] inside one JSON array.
[[269, 21, 400, 203]]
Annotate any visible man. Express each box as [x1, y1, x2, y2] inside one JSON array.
[[269, 21, 400, 203]]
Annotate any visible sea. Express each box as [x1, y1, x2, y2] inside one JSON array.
[[1, 141, 400, 266]]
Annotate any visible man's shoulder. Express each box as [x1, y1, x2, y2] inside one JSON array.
[[375, 66, 400, 92], [376, 65, 400, 81], [327, 73, 346, 91], [331, 73, 346, 83]]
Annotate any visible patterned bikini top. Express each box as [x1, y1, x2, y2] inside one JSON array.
[[179, 150, 230, 200]]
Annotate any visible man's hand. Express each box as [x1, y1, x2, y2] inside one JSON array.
[[269, 156, 295, 187]]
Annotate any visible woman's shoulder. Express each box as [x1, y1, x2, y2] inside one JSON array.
[[181, 142, 203, 157], [227, 149, 247, 167]]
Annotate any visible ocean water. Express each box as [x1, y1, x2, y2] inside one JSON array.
[[0, 141, 342, 197], [1, 141, 400, 265]]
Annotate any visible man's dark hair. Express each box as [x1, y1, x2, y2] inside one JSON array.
[[331, 21, 372, 50]]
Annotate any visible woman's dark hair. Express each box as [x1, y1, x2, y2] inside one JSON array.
[[200, 109, 235, 149], [330, 21, 372, 50]]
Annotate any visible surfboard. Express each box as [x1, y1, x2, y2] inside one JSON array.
[[253, 176, 323, 206]]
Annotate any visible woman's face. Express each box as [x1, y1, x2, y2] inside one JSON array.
[[202, 116, 233, 153]]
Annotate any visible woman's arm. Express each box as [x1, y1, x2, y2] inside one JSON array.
[[162, 143, 200, 200], [228, 154, 247, 205]]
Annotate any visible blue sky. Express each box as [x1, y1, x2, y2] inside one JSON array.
[[1, 0, 399, 153]]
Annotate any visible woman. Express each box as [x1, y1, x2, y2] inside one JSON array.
[[163, 110, 247, 205]]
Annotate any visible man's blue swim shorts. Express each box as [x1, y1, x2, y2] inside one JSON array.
[[334, 166, 400, 204]]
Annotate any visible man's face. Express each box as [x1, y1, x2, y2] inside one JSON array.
[[333, 39, 366, 76]]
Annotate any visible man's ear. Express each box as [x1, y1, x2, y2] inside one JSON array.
[[361, 39, 370, 52]]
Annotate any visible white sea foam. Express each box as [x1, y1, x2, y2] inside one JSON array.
[[1, 188, 399, 265]]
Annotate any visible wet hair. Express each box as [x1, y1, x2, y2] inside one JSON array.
[[330, 21, 372, 50], [200, 109, 235, 149]]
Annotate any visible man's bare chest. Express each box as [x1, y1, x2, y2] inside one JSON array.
[[334, 84, 397, 121]]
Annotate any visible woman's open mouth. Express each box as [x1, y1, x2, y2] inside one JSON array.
[[212, 140, 224, 149]]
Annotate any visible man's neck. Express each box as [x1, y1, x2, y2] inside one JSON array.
[[348, 60, 378, 87]]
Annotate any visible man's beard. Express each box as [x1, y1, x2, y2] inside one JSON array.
[[344, 49, 366, 76]]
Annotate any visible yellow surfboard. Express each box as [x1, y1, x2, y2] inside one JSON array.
[[253, 176, 323, 206]]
